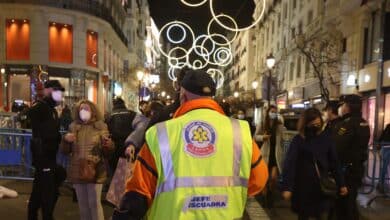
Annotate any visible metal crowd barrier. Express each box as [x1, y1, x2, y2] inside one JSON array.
[[365, 142, 390, 206], [0, 129, 33, 179], [0, 129, 69, 180]]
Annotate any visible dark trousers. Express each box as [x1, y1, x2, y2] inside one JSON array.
[[333, 185, 359, 220], [28, 170, 59, 220]]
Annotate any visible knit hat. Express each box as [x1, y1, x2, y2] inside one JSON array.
[[181, 70, 216, 96]]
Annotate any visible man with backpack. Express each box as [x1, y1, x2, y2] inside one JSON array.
[[106, 98, 149, 172]]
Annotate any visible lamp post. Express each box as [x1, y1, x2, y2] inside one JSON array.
[[136, 70, 144, 104], [266, 53, 276, 107]]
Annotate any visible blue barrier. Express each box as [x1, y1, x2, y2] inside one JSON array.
[[0, 129, 33, 178], [365, 142, 390, 206], [0, 129, 70, 180]]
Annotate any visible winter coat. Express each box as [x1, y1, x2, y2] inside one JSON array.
[[61, 120, 113, 183], [282, 133, 345, 217], [254, 118, 286, 172]]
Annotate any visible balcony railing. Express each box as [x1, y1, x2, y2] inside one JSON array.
[[0, 0, 128, 45]]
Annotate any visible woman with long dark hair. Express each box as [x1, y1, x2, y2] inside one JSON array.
[[282, 108, 347, 220], [254, 105, 285, 208]]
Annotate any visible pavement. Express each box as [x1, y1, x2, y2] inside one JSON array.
[[0, 179, 390, 220]]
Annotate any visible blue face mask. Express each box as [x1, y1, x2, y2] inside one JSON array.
[[269, 112, 277, 119]]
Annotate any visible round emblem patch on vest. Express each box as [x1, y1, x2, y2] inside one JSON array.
[[184, 121, 217, 157]]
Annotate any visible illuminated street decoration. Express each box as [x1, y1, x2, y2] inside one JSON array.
[[207, 68, 224, 89], [158, 0, 267, 89], [180, 0, 208, 7], [209, 0, 266, 32]]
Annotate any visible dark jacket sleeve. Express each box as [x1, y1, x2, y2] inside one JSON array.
[[282, 135, 300, 191], [328, 140, 345, 187]]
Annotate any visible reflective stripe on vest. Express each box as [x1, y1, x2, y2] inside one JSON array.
[[155, 118, 248, 196]]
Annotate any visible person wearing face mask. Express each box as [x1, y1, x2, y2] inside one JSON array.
[[254, 105, 285, 210], [322, 101, 342, 135], [61, 100, 113, 220], [330, 95, 370, 220], [282, 108, 347, 220], [27, 80, 67, 220], [236, 109, 255, 135]]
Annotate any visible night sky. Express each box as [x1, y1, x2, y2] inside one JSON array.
[[148, 0, 255, 36]]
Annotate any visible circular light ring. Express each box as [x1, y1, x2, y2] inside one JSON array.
[[191, 45, 211, 64], [206, 46, 232, 67], [214, 47, 231, 65], [167, 46, 190, 63], [180, 0, 208, 7], [209, 0, 266, 32], [207, 14, 238, 44], [166, 24, 187, 44], [158, 21, 195, 59], [201, 33, 232, 48], [192, 60, 205, 69], [207, 68, 224, 89], [193, 35, 215, 57], [168, 66, 178, 81]]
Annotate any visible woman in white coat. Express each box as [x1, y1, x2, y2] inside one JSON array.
[[254, 105, 285, 209]]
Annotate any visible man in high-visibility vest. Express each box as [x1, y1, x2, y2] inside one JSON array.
[[113, 69, 269, 220]]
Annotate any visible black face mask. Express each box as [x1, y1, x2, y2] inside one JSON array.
[[305, 125, 321, 139]]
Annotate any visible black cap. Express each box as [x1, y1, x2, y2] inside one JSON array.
[[44, 80, 65, 91], [181, 70, 216, 96], [339, 94, 362, 106]]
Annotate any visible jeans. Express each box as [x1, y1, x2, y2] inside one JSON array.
[[73, 183, 104, 220]]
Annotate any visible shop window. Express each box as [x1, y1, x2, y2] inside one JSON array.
[[384, 93, 390, 127], [6, 19, 30, 60], [49, 22, 73, 63], [86, 31, 98, 67], [85, 78, 97, 104], [9, 74, 31, 107], [362, 97, 376, 145]]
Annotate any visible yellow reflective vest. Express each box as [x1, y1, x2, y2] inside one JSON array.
[[145, 108, 253, 220]]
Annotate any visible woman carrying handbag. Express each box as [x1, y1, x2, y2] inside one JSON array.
[[281, 108, 348, 220], [61, 100, 113, 220]]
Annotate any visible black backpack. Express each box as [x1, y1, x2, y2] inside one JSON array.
[[107, 110, 137, 141]]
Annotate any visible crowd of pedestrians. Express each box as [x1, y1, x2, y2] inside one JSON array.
[[23, 67, 390, 220]]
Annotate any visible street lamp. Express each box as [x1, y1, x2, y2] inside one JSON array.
[[0, 68, 5, 74], [233, 91, 239, 98], [161, 91, 166, 97], [266, 53, 276, 107], [252, 81, 259, 90]]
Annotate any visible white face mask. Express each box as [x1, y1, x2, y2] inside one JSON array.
[[237, 114, 245, 120], [79, 109, 92, 122], [51, 91, 63, 102]]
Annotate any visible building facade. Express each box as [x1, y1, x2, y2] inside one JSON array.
[[242, 0, 390, 135], [0, 0, 163, 114]]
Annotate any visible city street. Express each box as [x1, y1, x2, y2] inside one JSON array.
[[1, 0, 390, 219], [1, 179, 390, 219]]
